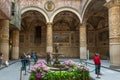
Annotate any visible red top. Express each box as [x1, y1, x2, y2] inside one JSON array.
[[93, 55, 101, 65]]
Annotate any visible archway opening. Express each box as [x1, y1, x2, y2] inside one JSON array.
[[83, 0, 109, 59], [53, 11, 80, 58], [20, 10, 47, 57]]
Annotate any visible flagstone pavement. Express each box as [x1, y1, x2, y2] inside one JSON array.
[[0, 59, 120, 80]]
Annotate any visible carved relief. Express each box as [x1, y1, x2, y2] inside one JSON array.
[[110, 38, 120, 43], [64, 0, 72, 5], [44, 1, 55, 12]]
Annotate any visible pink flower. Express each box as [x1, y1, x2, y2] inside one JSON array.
[[30, 60, 50, 73], [36, 73, 42, 79]]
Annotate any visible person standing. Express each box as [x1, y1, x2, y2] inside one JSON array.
[[0, 53, 3, 67], [33, 52, 38, 64], [20, 52, 27, 75], [93, 53, 101, 78], [46, 52, 51, 64]]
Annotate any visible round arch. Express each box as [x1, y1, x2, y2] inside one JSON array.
[[21, 6, 49, 22], [50, 7, 82, 23], [81, 0, 107, 21]]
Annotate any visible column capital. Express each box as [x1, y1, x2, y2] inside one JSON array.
[[46, 22, 53, 25], [79, 22, 86, 28], [104, 0, 120, 8]]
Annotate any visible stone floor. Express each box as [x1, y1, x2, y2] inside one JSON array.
[[0, 59, 120, 80]]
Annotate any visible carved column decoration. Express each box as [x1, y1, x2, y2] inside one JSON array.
[[79, 23, 87, 59], [105, 1, 120, 67]]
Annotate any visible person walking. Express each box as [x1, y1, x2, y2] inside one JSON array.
[[93, 53, 101, 78]]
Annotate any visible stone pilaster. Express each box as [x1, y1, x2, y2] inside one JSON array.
[[12, 30, 19, 59], [46, 23, 53, 54], [105, 1, 120, 67], [79, 23, 87, 59], [0, 20, 9, 62]]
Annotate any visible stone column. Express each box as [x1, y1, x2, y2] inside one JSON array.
[[79, 23, 87, 59], [46, 23, 53, 54], [105, 1, 120, 67], [0, 20, 9, 62], [12, 30, 19, 59]]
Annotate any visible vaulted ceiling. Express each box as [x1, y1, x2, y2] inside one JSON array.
[[84, 0, 108, 29], [21, 10, 46, 31], [53, 11, 80, 31]]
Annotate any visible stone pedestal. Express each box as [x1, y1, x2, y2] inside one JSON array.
[[12, 30, 19, 59], [79, 23, 87, 59], [46, 23, 53, 57], [0, 20, 9, 62], [105, 1, 120, 67]]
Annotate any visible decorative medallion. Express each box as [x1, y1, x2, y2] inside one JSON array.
[[44, 1, 55, 12]]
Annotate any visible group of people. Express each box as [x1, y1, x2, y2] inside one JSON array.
[[20, 50, 52, 75], [0, 50, 104, 78], [20, 50, 38, 75]]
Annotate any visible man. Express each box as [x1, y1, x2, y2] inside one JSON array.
[[20, 52, 27, 75], [93, 53, 101, 78]]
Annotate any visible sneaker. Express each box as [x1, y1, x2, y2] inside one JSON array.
[[99, 73, 102, 75], [96, 76, 100, 79]]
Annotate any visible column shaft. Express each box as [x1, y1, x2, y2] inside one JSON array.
[[109, 5, 120, 67], [12, 30, 19, 59], [79, 23, 87, 59], [0, 20, 9, 62], [46, 23, 53, 53]]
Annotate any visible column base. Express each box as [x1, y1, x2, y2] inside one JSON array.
[[110, 65, 120, 69], [80, 47, 87, 59]]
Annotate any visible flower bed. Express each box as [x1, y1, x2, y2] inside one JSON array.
[[29, 59, 90, 80]]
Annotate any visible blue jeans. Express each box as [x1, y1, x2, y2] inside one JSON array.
[[95, 65, 101, 75], [21, 60, 26, 71]]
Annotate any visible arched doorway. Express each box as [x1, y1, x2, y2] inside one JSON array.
[[83, 0, 109, 59], [20, 10, 47, 57], [53, 11, 80, 58]]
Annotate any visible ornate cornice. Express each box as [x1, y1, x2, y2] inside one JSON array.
[[104, 0, 120, 8]]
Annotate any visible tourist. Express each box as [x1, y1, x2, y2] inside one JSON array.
[[33, 52, 38, 64], [93, 53, 101, 78], [0, 53, 3, 67], [30, 50, 35, 58], [27, 53, 31, 70], [20, 52, 27, 75], [46, 52, 51, 64]]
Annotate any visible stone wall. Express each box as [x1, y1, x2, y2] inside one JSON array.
[[19, 29, 79, 58]]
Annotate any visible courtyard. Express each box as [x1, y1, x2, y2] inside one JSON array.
[[0, 59, 120, 80]]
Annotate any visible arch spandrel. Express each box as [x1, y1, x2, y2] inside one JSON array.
[[50, 7, 82, 23], [21, 6, 49, 23]]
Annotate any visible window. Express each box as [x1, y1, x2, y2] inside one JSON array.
[[34, 26, 41, 43]]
